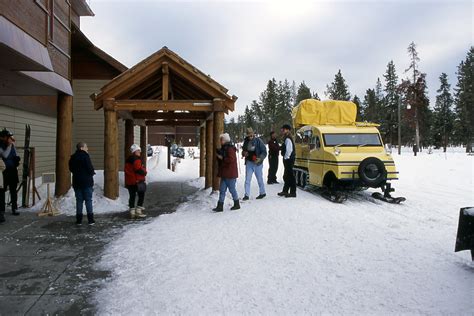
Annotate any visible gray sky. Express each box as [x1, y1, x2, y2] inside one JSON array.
[[81, 0, 473, 116]]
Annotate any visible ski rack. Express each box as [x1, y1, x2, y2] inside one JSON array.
[[16, 146, 41, 207]]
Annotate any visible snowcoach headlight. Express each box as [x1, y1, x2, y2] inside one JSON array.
[[334, 147, 341, 156]]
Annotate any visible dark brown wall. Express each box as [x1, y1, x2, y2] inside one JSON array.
[[72, 48, 123, 80]]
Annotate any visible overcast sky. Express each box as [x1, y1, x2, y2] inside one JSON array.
[[81, 0, 473, 116]]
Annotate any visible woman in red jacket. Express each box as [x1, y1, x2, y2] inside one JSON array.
[[125, 144, 147, 219], [213, 133, 240, 212]]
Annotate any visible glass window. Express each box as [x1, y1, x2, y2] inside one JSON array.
[[323, 133, 382, 147]]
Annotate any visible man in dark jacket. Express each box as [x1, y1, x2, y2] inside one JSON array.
[[213, 133, 240, 212], [69, 142, 95, 225], [242, 127, 267, 200], [278, 124, 297, 198], [267, 131, 280, 184], [0, 128, 20, 219]]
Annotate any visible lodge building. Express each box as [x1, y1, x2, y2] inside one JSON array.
[[0, 0, 235, 199]]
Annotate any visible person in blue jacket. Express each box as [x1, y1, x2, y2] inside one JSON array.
[[241, 127, 267, 200]]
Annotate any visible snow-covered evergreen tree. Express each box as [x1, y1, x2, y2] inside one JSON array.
[[432, 73, 454, 152], [325, 69, 351, 101], [383, 60, 400, 144]]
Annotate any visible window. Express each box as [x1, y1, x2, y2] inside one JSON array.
[[309, 135, 321, 150], [323, 133, 382, 147]]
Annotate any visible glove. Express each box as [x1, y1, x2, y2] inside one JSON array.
[[255, 158, 263, 165]]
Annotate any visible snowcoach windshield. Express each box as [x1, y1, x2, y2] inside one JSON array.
[[323, 133, 382, 147]]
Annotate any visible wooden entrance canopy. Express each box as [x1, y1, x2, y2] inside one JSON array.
[[91, 47, 237, 199]]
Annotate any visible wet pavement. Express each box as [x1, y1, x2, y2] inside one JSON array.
[[0, 181, 199, 316]]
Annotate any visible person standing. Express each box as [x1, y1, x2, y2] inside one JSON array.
[[0, 153, 6, 223], [0, 129, 20, 217], [242, 128, 267, 200], [267, 131, 280, 184], [125, 144, 147, 219], [213, 133, 240, 212], [278, 124, 297, 198], [69, 142, 96, 225]]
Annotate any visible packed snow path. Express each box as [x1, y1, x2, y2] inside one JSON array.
[[96, 151, 473, 315]]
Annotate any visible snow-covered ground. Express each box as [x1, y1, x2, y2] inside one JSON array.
[[95, 149, 474, 315], [27, 146, 200, 215]]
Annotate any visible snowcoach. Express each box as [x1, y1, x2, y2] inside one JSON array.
[[292, 99, 405, 204]]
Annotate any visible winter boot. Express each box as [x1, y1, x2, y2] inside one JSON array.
[[76, 214, 83, 225], [87, 213, 95, 225], [256, 194, 266, 199], [285, 192, 297, 198], [242, 196, 249, 201], [277, 191, 288, 197], [129, 208, 136, 219], [0, 213, 5, 223], [11, 209, 19, 216], [230, 200, 240, 211], [135, 206, 147, 218], [212, 202, 224, 212]]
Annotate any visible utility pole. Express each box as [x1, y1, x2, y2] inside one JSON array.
[[398, 97, 402, 155]]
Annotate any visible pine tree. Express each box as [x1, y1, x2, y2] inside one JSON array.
[[313, 92, 321, 100], [454, 47, 474, 152], [362, 89, 377, 122], [433, 73, 454, 152], [259, 78, 279, 132], [403, 42, 422, 152], [352, 95, 362, 120], [295, 81, 312, 104], [325, 70, 351, 101], [276, 79, 293, 128], [383, 60, 399, 145]]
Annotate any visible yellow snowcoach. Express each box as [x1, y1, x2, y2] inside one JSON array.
[[292, 99, 405, 203]]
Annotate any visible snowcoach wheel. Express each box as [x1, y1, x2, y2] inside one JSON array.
[[300, 172, 307, 188], [295, 170, 301, 186], [358, 157, 387, 188]]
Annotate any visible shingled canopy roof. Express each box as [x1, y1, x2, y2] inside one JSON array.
[[91, 46, 237, 124]]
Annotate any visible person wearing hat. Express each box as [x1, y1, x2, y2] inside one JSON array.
[[0, 128, 20, 219], [69, 142, 96, 225], [241, 127, 267, 200], [213, 133, 240, 212], [278, 124, 297, 198], [125, 144, 147, 219]]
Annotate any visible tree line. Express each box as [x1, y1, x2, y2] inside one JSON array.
[[225, 43, 473, 152]]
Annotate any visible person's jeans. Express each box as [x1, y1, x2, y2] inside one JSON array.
[[127, 185, 145, 208], [245, 161, 265, 196], [219, 178, 239, 203], [74, 187, 93, 219]]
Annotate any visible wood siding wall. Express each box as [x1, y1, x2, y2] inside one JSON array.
[[72, 79, 132, 171], [0, 104, 57, 176]]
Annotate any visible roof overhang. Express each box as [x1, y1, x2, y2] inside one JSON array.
[[71, 0, 94, 17]]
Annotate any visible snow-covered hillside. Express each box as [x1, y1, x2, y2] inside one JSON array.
[[94, 149, 473, 315]]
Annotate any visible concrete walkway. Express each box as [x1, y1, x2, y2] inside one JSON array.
[[0, 181, 199, 316]]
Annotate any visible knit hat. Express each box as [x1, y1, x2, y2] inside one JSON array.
[[281, 124, 292, 131], [220, 133, 231, 143], [0, 128, 13, 137], [246, 127, 254, 136], [130, 144, 141, 154]]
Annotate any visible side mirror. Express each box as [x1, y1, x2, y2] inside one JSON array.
[[385, 144, 392, 154]]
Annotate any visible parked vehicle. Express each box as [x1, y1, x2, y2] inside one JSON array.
[[292, 99, 405, 204]]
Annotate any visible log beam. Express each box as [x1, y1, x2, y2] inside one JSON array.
[[114, 100, 213, 112], [132, 111, 207, 120], [199, 125, 206, 177], [145, 120, 201, 127], [213, 109, 225, 190], [55, 94, 73, 197], [205, 117, 213, 189], [162, 62, 169, 101], [124, 119, 134, 163], [140, 125, 147, 168], [104, 99, 119, 199]]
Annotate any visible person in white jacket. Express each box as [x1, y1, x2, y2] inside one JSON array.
[[277, 124, 297, 198]]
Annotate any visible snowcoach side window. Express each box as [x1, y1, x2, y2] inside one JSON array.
[[295, 132, 303, 144], [310, 135, 321, 150], [323, 133, 382, 147], [303, 130, 312, 145]]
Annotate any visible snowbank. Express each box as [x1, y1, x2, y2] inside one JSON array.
[[27, 146, 201, 216], [95, 150, 474, 315]]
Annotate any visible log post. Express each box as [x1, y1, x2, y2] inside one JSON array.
[[205, 117, 214, 189], [104, 99, 119, 199], [124, 119, 134, 163], [199, 124, 206, 177], [140, 125, 147, 168], [55, 94, 73, 197], [213, 110, 225, 190]]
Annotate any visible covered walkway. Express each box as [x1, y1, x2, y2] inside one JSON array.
[[91, 47, 237, 199]]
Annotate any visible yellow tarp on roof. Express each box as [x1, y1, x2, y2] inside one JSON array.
[[292, 99, 357, 128]]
